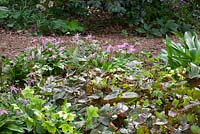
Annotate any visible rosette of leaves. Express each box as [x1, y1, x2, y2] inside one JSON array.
[[161, 31, 200, 81], [161, 31, 200, 68]]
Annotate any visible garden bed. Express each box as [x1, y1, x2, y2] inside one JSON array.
[[1, 32, 200, 133]]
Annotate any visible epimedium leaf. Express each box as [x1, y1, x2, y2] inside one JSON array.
[[121, 92, 139, 99], [21, 87, 34, 98], [42, 121, 57, 133], [103, 90, 120, 101], [87, 105, 99, 118], [86, 105, 99, 128], [59, 124, 73, 133], [136, 126, 150, 134], [36, 121, 46, 134], [189, 63, 200, 79], [191, 125, 200, 134], [117, 103, 129, 113], [24, 117, 34, 130]]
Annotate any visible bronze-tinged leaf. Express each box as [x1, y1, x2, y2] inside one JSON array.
[[136, 126, 150, 134], [188, 78, 200, 87], [111, 113, 127, 130], [85, 83, 94, 94]]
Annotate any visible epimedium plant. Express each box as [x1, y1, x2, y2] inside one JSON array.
[[1, 34, 200, 133]]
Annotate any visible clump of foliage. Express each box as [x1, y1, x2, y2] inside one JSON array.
[[0, 0, 199, 36], [161, 31, 200, 80], [1, 34, 200, 133]]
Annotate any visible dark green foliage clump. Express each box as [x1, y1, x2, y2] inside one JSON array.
[[0, 0, 199, 36]]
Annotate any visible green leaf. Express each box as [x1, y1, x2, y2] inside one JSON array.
[[42, 121, 56, 133], [172, 99, 179, 108], [87, 105, 99, 118], [189, 63, 200, 79], [36, 121, 46, 134], [59, 124, 73, 133], [86, 105, 99, 128], [121, 92, 139, 99], [184, 32, 196, 50], [21, 87, 34, 98], [136, 126, 150, 134], [151, 28, 162, 37], [136, 27, 146, 33], [144, 23, 151, 30], [104, 90, 119, 101], [0, 6, 9, 19], [0, 121, 5, 127], [6, 123, 24, 133], [34, 110, 44, 120], [64, 113, 75, 121], [166, 20, 179, 31], [191, 125, 200, 134], [24, 117, 34, 130]]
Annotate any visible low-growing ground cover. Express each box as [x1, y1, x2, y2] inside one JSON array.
[[1, 33, 200, 134]]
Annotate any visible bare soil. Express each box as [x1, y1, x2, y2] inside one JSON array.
[[0, 29, 167, 59]]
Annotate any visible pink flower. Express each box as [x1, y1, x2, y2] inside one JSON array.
[[84, 34, 93, 40], [40, 36, 47, 44], [59, 47, 66, 51], [27, 56, 32, 60], [22, 99, 27, 105], [31, 38, 38, 43], [40, 44, 47, 51], [28, 72, 34, 78], [0, 109, 8, 115], [51, 38, 64, 45], [27, 80, 35, 86], [122, 42, 129, 47], [50, 55, 56, 60], [115, 42, 129, 50], [73, 33, 80, 41], [127, 46, 136, 53], [10, 86, 19, 94], [88, 54, 96, 59], [48, 48, 53, 51], [55, 40, 64, 45], [106, 45, 113, 53], [16, 111, 20, 116]]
